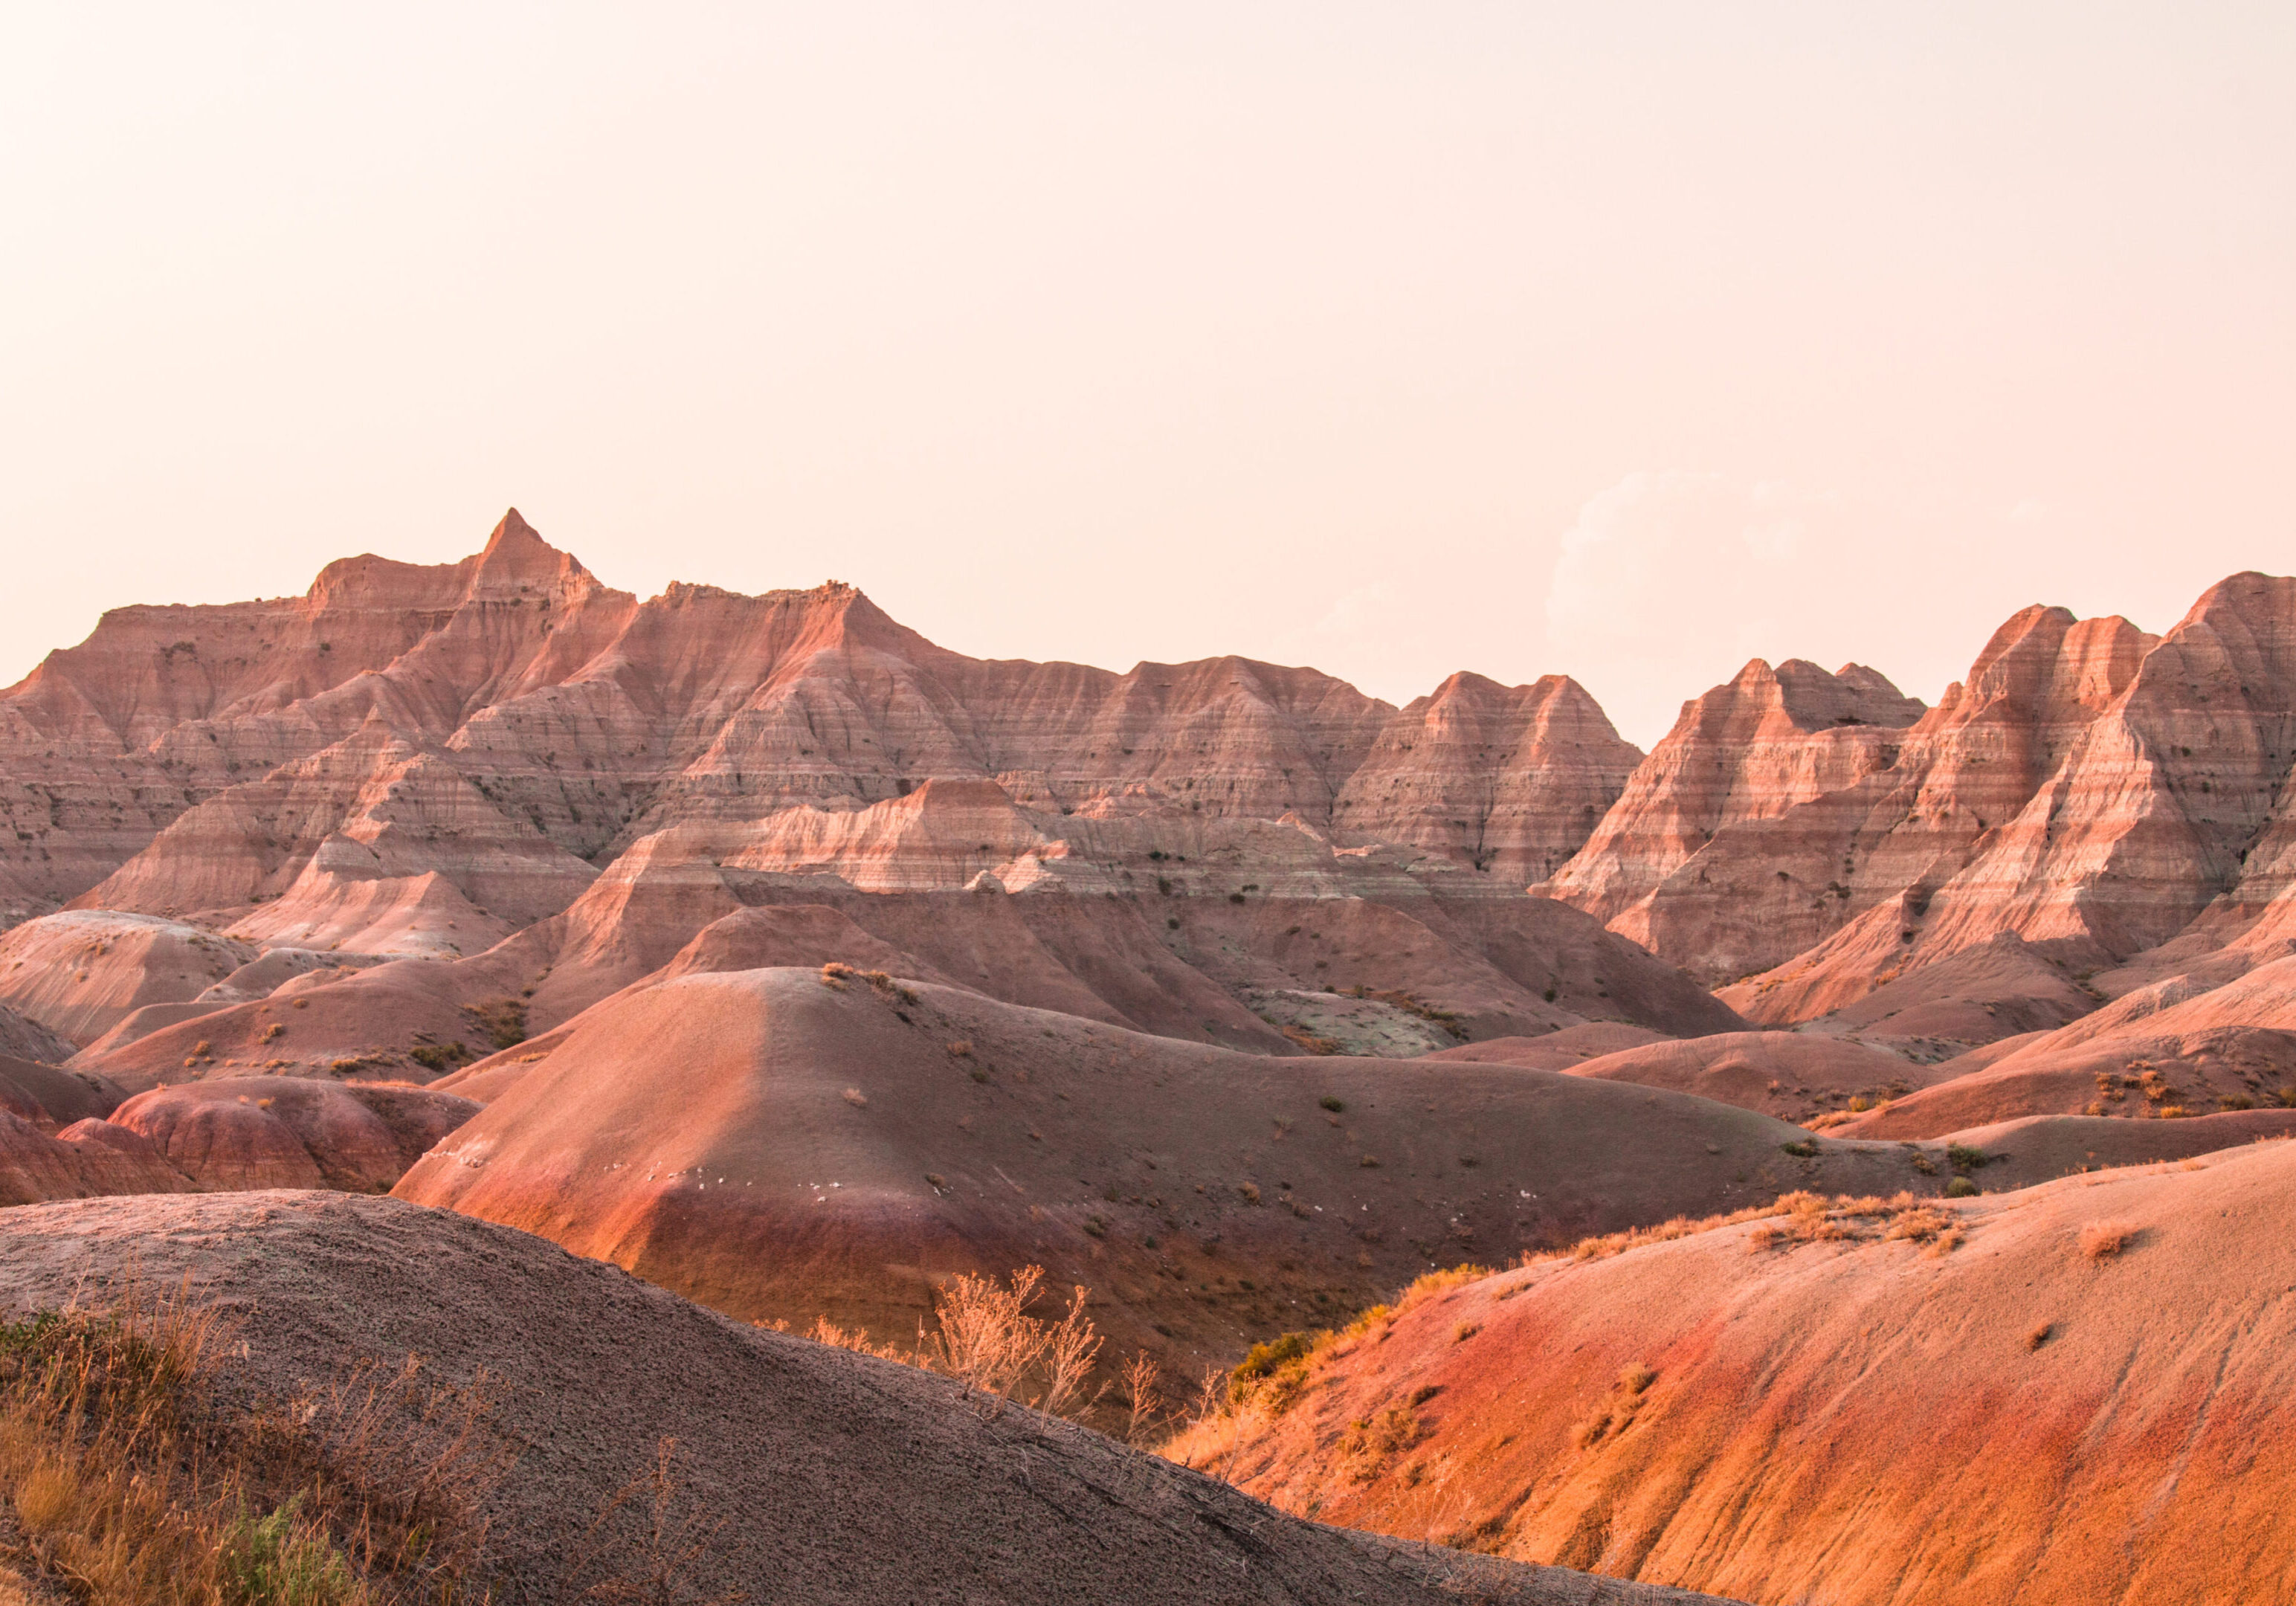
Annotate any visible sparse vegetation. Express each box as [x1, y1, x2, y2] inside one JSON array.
[[0, 1284, 506, 1606], [1318, 1096, 1344, 1113], [459, 999, 527, 1053], [1570, 1362, 1657, 1449], [405, 1042, 471, 1074], [2080, 1221, 2139, 1260]]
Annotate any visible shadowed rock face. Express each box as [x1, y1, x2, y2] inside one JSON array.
[[1181, 1139, 2296, 1606]]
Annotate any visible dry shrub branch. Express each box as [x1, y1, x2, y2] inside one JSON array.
[[0, 1280, 508, 1606]]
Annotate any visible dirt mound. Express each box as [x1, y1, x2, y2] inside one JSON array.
[[0, 1110, 193, 1202], [1181, 1138, 2296, 1605], [111, 1077, 478, 1191], [1837, 953, 2296, 1138], [74, 950, 545, 1093], [0, 911, 254, 1045], [397, 969, 1950, 1373], [1929, 1108, 2296, 1182], [0, 1190, 1730, 1606], [0, 1053, 122, 1128], [0, 1002, 75, 1066], [1726, 931, 2100, 1053], [1558, 1031, 1949, 1126], [1419, 1023, 1672, 1071]]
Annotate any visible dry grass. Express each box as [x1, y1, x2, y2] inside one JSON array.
[[1120, 1352, 1162, 1447], [564, 1438, 746, 1606], [1393, 1265, 1492, 1313], [2080, 1221, 2140, 1260], [1570, 1362, 1657, 1451], [0, 1280, 506, 1606], [1748, 1192, 1966, 1256], [862, 1266, 1111, 1419]]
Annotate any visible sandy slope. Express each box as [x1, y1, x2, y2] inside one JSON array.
[[1182, 1137, 2296, 1605], [0, 1191, 1731, 1606]]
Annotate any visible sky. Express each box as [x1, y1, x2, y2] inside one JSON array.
[[1, 4, 2289, 748]]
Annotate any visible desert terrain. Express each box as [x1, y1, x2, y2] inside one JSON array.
[[6, 515, 2296, 1601]]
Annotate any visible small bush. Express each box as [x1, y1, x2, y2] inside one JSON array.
[[1947, 1144, 1987, 1172], [1319, 1096, 1345, 1113], [2080, 1221, 2138, 1260], [459, 999, 527, 1052], [2025, 1322, 2054, 1351], [841, 1087, 868, 1107], [1945, 1176, 1980, 1198], [1452, 1323, 1480, 1343], [1780, 1140, 1819, 1158], [407, 1042, 471, 1074]]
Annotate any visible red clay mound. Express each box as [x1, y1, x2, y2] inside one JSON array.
[[0, 1191, 1732, 1606], [77, 950, 546, 1093], [0, 911, 255, 1045], [0, 1109, 193, 1202], [0, 1002, 76, 1067], [111, 1077, 477, 1192], [1420, 1023, 1672, 1071], [1837, 955, 2296, 1138], [1558, 1031, 1950, 1126], [1929, 1109, 2296, 1182], [1724, 931, 2099, 1052], [397, 968, 1952, 1373], [1181, 1138, 2296, 1605], [0, 1052, 123, 1128]]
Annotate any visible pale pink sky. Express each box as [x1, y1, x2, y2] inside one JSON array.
[[2, 4, 2289, 746]]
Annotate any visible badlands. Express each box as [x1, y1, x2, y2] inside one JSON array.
[[6, 512, 2296, 1601]]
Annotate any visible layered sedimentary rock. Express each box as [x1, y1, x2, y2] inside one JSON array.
[[0, 512, 1638, 926], [1547, 581, 2296, 1012], [1331, 673, 1642, 886], [1536, 658, 1925, 977]]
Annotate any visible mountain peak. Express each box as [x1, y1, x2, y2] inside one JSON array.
[[468, 509, 596, 602]]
